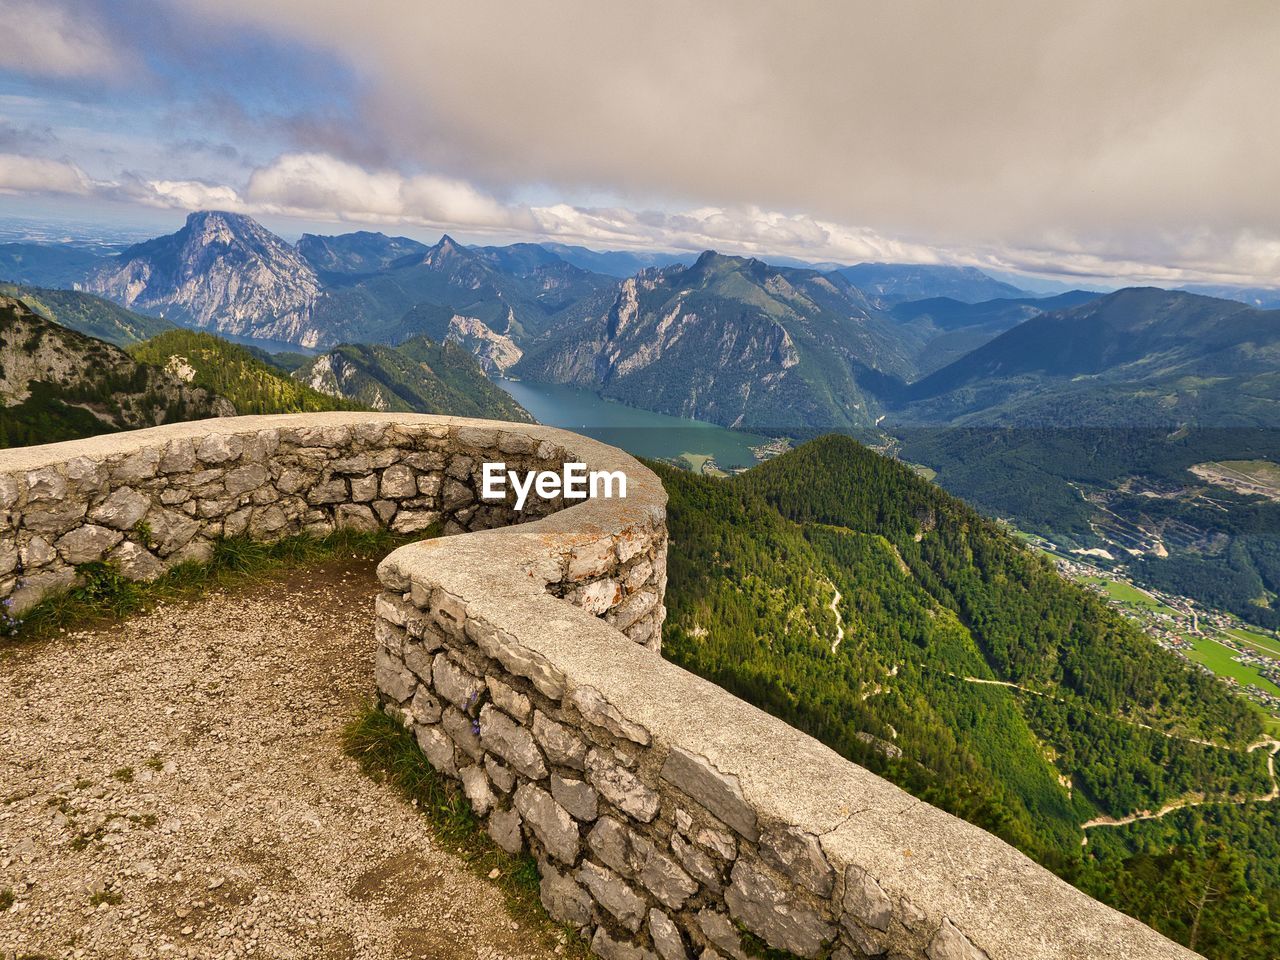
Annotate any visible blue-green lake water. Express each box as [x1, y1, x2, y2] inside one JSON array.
[[497, 379, 767, 470]]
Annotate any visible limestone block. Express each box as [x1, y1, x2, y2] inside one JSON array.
[[55, 524, 123, 565], [196, 433, 241, 465], [842, 865, 892, 933], [587, 750, 660, 823], [670, 833, 723, 894], [433, 653, 484, 712], [380, 464, 417, 499], [570, 685, 651, 747], [551, 774, 599, 822], [480, 705, 548, 780], [335, 503, 379, 533], [442, 706, 484, 761], [485, 756, 516, 794], [391, 509, 440, 534], [22, 499, 87, 536], [488, 805, 524, 855], [107, 542, 165, 583], [461, 763, 495, 817], [375, 649, 417, 703], [760, 826, 835, 898], [660, 748, 757, 841], [926, 919, 989, 960], [307, 477, 347, 504], [20, 535, 56, 568], [89, 487, 151, 531], [486, 677, 532, 724], [724, 860, 834, 959], [577, 860, 646, 932], [533, 711, 588, 770], [588, 816, 697, 910], [695, 909, 748, 960], [649, 909, 689, 960], [540, 860, 594, 927], [416, 725, 458, 778], [590, 927, 657, 960], [224, 463, 268, 497], [143, 506, 200, 556], [514, 783, 580, 865]]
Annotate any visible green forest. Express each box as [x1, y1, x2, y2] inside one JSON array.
[[658, 435, 1280, 957]]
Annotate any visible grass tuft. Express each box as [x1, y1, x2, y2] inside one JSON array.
[[6, 528, 414, 645], [342, 703, 589, 958]]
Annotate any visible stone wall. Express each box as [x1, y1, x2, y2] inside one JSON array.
[[0, 414, 1197, 959]]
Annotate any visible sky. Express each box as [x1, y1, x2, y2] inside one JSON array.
[[1, 0, 1278, 287]]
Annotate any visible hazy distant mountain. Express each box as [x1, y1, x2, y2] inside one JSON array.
[[538, 243, 697, 278], [0, 297, 232, 447], [898, 287, 1280, 425], [86, 211, 322, 343], [887, 290, 1101, 375], [296, 230, 429, 280], [836, 262, 1029, 306], [292, 337, 533, 421], [0, 283, 174, 346], [516, 251, 912, 431], [1175, 283, 1280, 310], [0, 242, 106, 287], [310, 234, 617, 367]]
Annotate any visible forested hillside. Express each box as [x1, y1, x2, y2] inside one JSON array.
[[659, 435, 1280, 957], [0, 297, 232, 447], [129, 330, 359, 415]]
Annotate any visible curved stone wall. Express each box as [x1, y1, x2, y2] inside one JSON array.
[[0, 414, 1196, 960]]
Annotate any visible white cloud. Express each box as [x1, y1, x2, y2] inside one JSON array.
[[0, 1, 119, 79], [0, 153, 92, 195]]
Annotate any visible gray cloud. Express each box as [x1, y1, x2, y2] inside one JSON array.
[[7, 1, 1280, 284], [0, 1, 120, 80]]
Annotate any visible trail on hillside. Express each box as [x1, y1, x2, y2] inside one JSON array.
[[827, 580, 845, 653], [1082, 740, 1280, 832]]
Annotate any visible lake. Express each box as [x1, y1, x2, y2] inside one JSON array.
[[496, 379, 768, 470]]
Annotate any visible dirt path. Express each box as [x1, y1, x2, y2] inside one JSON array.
[[1082, 740, 1280, 832], [0, 559, 556, 960], [827, 581, 844, 654]]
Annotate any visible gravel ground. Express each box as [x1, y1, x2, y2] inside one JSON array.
[[0, 558, 558, 960]]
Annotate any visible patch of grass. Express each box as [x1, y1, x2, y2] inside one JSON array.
[[342, 703, 588, 958], [145, 755, 163, 772], [88, 890, 123, 907], [111, 766, 134, 784], [7, 528, 414, 645], [0, 888, 14, 911], [1185, 636, 1280, 698]]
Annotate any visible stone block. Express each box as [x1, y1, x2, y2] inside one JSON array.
[[724, 860, 834, 959], [660, 748, 757, 841], [551, 774, 599, 822], [533, 711, 588, 770], [587, 750, 660, 823], [514, 783, 580, 865], [577, 860, 646, 932], [479, 705, 548, 780]]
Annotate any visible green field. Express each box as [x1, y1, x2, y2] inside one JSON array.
[[1184, 636, 1280, 698], [1223, 626, 1280, 659], [1082, 576, 1177, 615], [678, 453, 729, 477]]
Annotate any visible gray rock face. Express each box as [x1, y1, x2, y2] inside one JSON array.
[[760, 826, 835, 898], [514, 783, 580, 865], [695, 910, 748, 960], [487, 806, 523, 855], [648, 908, 689, 960], [577, 860, 647, 932], [88, 487, 150, 530], [926, 919, 989, 960], [480, 705, 548, 780], [55, 524, 122, 564], [843, 865, 892, 932], [591, 928, 658, 960], [433, 654, 484, 712], [670, 833, 723, 894], [533, 710, 588, 770], [587, 750, 660, 823], [551, 774, 599, 822], [659, 749, 758, 842], [725, 861, 834, 958], [540, 861, 594, 927], [415, 724, 458, 778], [588, 817, 698, 911]]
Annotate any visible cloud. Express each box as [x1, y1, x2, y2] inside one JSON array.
[[0, 1, 119, 79], [0, 153, 93, 195]]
